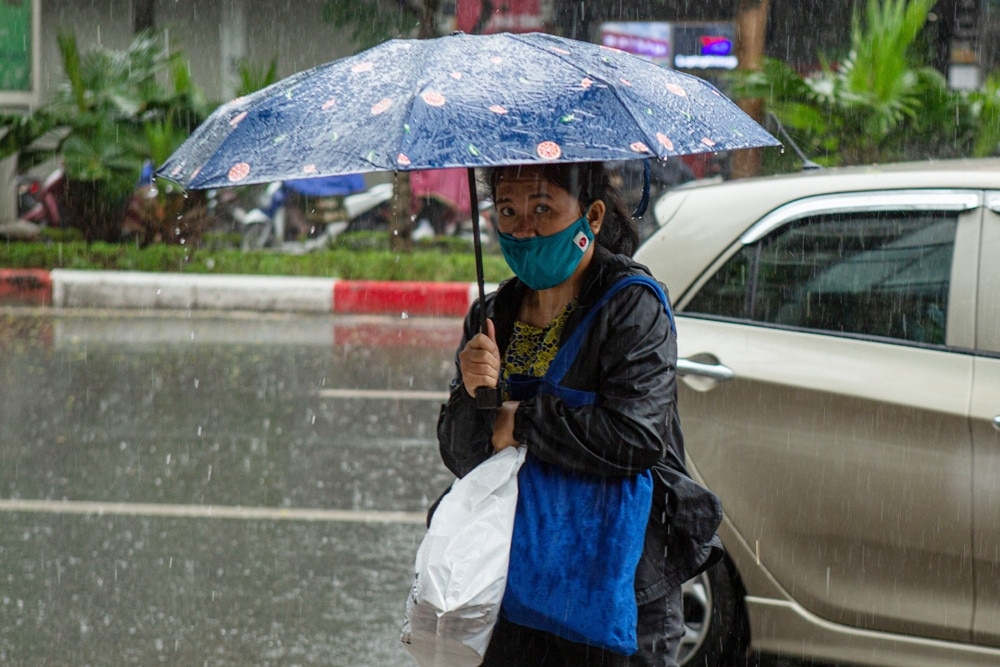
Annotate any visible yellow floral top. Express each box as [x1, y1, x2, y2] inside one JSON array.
[[500, 299, 577, 401]]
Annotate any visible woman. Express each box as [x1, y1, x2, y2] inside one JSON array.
[[436, 161, 721, 666]]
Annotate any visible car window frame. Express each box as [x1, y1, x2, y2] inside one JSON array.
[[675, 189, 983, 351], [978, 192, 1000, 356]]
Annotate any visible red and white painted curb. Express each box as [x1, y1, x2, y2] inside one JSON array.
[[0, 269, 491, 318]]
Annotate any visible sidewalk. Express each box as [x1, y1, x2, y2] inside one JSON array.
[[0, 269, 490, 318]]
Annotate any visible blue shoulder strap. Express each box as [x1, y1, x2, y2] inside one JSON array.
[[539, 275, 674, 407]]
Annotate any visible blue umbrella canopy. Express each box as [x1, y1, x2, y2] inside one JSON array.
[[158, 31, 779, 189]]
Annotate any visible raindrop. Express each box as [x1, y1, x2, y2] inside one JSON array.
[[193, 379, 199, 389]]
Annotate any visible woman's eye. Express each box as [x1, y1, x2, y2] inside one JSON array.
[[499, 206, 515, 217], [533, 204, 550, 214]]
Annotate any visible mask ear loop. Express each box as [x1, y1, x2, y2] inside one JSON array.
[[631, 159, 651, 219]]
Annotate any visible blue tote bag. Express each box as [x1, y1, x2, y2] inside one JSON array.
[[502, 276, 672, 655]]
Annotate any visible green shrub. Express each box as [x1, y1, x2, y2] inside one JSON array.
[[0, 240, 513, 283]]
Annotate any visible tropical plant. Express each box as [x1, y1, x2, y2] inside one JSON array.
[[0, 112, 54, 161], [321, 0, 442, 46], [733, 0, 992, 167], [235, 56, 279, 98], [47, 30, 211, 241], [966, 71, 1000, 157]]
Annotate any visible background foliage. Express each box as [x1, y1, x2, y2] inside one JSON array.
[[0, 232, 512, 283], [733, 0, 1000, 169]]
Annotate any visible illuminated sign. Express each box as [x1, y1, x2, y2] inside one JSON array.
[[599, 22, 671, 67], [598, 21, 737, 71], [673, 24, 738, 70]]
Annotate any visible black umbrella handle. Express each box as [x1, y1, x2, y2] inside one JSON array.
[[468, 167, 499, 410]]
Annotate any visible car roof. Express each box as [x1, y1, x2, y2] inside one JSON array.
[[635, 158, 1000, 299]]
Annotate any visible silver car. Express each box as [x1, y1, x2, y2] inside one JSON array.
[[633, 159, 1000, 667]]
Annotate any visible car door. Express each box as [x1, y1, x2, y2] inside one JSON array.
[[972, 194, 1000, 646], [674, 190, 978, 642]]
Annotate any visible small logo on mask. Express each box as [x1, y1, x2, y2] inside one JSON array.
[[573, 230, 590, 252]]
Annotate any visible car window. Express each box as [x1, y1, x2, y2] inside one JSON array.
[[686, 210, 959, 345]]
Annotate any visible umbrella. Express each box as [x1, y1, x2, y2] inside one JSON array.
[[159, 31, 777, 189], [158, 31, 779, 402]]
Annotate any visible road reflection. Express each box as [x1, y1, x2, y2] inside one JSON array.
[[0, 309, 460, 666]]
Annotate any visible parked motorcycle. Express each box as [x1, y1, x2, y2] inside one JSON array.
[[17, 163, 67, 228], [210, 176, 395, 252]]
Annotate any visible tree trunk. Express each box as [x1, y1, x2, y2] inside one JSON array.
[[731, 0, 770, 180], [133, 0, 155, 32], [0, 153, 17, 224], [418, 0, 441, 39], [389, 172, 413, 253]]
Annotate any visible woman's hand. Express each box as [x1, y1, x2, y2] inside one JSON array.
[[491, 400, 520, 452], [459, 318, 500, 398]]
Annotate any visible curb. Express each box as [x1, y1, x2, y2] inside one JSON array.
[[0, 269, 52, 306], [1, 269, 489, 318]]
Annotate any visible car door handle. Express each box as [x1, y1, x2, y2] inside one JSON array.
[[677, 357, 735, 382]]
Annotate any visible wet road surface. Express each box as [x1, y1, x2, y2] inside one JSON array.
[[0, 309, 460, 666]]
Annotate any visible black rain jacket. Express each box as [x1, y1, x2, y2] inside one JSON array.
[[436, 245, 723, 603]]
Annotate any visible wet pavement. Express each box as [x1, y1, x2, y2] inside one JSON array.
[[0, 308, 461, 666]]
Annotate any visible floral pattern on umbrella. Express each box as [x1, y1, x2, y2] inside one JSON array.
[[159, 32, 778, 190]]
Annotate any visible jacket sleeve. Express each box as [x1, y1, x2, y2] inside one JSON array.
[[513, 283, 676, 477], [436, 298, 496, 478]]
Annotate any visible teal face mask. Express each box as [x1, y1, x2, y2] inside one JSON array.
[[498, 214, 594, 290]]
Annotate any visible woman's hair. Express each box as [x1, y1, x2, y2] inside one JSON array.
[[486, 162, 639, 256]]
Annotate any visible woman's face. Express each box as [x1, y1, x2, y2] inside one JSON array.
[[493, 167, 600, 238]]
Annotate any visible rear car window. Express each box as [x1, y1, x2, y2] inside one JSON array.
[[686, 210, 959, 345]]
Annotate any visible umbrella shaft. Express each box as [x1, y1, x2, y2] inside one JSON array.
[[468, 167, 487, 334]]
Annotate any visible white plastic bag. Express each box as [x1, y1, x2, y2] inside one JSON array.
[[401, 446, 526, 667]]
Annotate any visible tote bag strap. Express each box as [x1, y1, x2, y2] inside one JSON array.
[[544, 275, 674, 392]]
